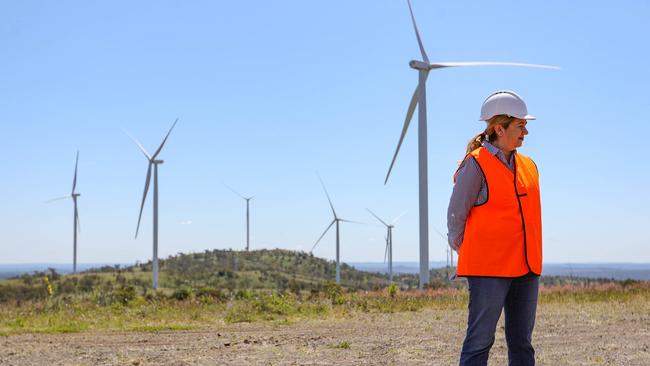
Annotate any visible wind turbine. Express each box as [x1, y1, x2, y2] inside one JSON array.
[[384, 0, 559, 288], [367, 209, 405, 283], [433, 226, 453, 281], [225, 184, 255, 251], [129, 118, 179, 290], [47, 151, 81, 273], [311, 177, 362, 284]]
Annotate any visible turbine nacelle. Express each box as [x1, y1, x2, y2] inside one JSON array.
[[409, 60, 430, 70]]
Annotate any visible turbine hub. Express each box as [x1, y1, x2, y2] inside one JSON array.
[[409, 60, 430, 71], [152, 159, 164, 164]]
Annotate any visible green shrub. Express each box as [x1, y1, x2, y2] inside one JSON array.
[[235, 289, 254, 300], [254, 293, 294, 317], [386, 284, 399, 298], [171, 288, 191, 301], [324, 282, 344, 305], [111, 285, 137, 305], [224, 302, 256, 323]]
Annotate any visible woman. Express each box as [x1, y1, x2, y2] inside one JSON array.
[[447, 90, 543, 366]]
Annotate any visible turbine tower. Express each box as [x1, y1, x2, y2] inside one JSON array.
[[225, 184, 255, 251], [47, 151, 81, 273], [384, 0, 559, 288], [129, 118, 179, 290], [367, 209, 405, 283], [311, 176, 361, 284]]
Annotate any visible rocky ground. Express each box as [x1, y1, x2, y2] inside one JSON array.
[[1, 299, 649, 365]]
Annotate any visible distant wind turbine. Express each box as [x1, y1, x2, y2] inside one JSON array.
[[367, 209, 406, 283], [383, 0, 559, 288], [225, 184, 255, 251], [433, 226, 453, 280], [128, 118, 179, 290], [311, 176, 363, 284], [46, 151, 81, 273]]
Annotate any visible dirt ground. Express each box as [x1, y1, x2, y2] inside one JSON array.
[[1, 300, 649, 365]]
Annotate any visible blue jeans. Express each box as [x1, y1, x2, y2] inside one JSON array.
[[459, 273, 539, 366]]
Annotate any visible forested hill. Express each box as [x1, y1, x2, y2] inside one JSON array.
[[2, 249, 638, 304], [139, 249, 420, 291]]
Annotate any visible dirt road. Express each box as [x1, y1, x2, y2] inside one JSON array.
[[2, 300, 649, 365]]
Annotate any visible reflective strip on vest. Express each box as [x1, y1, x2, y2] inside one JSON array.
[[456, 147, 542, 277]]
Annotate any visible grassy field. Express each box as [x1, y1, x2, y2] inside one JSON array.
[[1, 281, 649, 365], [2, 251, 648, 364], [1, 281, 647, 335]]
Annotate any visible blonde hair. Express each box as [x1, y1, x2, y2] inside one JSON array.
[[466, 114, 516, 154]]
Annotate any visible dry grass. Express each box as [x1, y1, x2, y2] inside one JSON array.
[[1, 281, 647, 336]]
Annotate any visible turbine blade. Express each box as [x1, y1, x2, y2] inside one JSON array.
[[124, 130, 152, 160], [367, 208, 389, 227], [385, 82, 420, 184], [317, 174, 337, 218], [74, 200, 80, 233], [224, 183, 246, 199], [429, 61, 560, 70], [391, 210, 408, 225], [311, 220, 335, 253], [151, 118, 179, 159], [72, 151, 79, 194], [45, 195, 71, 203], [432, 226, 447, 240], [135, 162, 153, 239], [407, 0, 429, 63], [384, 240, 389, 263], [339, 218, 370, 226]]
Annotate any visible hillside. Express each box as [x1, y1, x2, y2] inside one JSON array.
[[2, 248, 629, 305], [2, 249, 458, 302], [139, 248, 409, 291]]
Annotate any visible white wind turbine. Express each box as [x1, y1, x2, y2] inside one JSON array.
[[225, 184, 255, 251], [384, 0, 559, 288], [47, 151, 81, 273], [367, 209, 405, 283], [311, 177, 362, 284], [128, 118, 179, 290], [433, 226, 453, 280]]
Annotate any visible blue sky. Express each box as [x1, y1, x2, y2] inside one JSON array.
[[1, 1, 648, 265]]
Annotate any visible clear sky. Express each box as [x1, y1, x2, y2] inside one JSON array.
[[1, 1, 648, 265]]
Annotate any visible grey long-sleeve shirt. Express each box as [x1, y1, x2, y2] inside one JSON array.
[[446, 141, 516, 251]]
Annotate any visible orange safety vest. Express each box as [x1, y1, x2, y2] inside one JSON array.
[[456, 147, 542, 277]]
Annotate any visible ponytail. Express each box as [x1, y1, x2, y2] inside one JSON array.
[[466, 132, 486, 154], [464, 114, 516, 155]]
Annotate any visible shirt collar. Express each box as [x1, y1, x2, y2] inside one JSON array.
[[482, 140, 517, 161]]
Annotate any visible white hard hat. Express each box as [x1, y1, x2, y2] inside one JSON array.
[[479, 90, 535, 121]]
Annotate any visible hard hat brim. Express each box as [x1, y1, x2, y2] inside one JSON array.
[[479, 114, 536, 121]]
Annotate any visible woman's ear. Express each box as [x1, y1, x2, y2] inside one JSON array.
[[494, 125, 504, 137]]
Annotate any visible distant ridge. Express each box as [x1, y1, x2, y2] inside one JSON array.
[[4, 257, 649, 282], [350, 262, 650, 281], [0, 263, 129, 279]]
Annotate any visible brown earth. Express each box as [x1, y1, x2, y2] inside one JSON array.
[[1, 300, 649, 365]]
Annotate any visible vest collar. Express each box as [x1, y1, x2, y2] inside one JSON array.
[[482, 140, 517, 170]]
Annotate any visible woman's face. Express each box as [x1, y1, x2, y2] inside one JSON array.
[[497, 118, 528, 151]]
